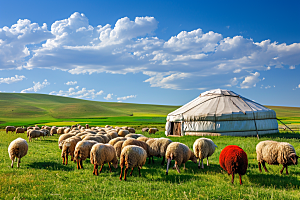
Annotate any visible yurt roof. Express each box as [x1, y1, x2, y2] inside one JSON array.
[[167, 89, 276, 122]]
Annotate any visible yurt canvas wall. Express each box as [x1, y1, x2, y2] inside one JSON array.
[[165, 89, 279, 136]]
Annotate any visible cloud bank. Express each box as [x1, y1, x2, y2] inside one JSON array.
[[1, 12, 300, 90], [0, 75, 26, 84]]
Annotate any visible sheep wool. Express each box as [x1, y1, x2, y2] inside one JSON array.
[[74, 140, 98, 169], [150, 138, 172, 165], [113, 141, 125, 158], [90, 143, 118, 175], [193, 138, 217, 169], [125, 134, 145, 139], [108, 137, 127, 146], [61, 136, 82, 165], [219, 145, 248, 185], [137, 137, 149, 143], [6, 126, 16, 134], [28, 130, 42, 142], [256, 140, 298, 175], [118, 130, 129, 137], [8, 138, 28, 168], [82, 135, 104, 143], [119, 145, 147, 181], [58, 133, 76, 149], [148, 128, 159, 135], [165, 142, 197, 174]]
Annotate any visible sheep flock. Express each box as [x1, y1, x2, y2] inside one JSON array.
[[5, 124, 299, 185]]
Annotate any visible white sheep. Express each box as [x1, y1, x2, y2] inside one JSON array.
[[74, 140, 98, 169], [8, 138, 28, 168], [256, 140, 298, 174], [148, 128, 159, 135], [119, 145, 147, 181], [165, 142, 197, 175], [90, 143, 118, 175], [149, 138, 173, 165], [58, 133, 76, 149], [61, 136, 82, 165], [193, 138, 217, 169]]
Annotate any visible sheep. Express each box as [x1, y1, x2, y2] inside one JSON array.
[[16, 127, 25, 134], [104, 134, 112, 141], [58, 133, 76, 149], [106, 131, 118, 139], [165, 142, 197, 175], [57, 127, 65, 134], [150, 138, 173, 165], [90, 143, 118, 175], [6, 126, 16, 134], [8, 138, 28, 168], [137, 137, 149, 143], [219, 145, 248, 185], [118, 130, 129, 137], [82, 135, 104, 143], [64, 128, 71, 134], [125, 134, 145, 139], [193, 138, 217, 169], [61, 136, 82, 165], [256, 140, 298, 175], [148, 128, 159, 135], [142, 127, 149, 133], [109, 137, 127, 146], [119, 145, 147, 181], [128, 127, 135, 133], [50, 127, 57, 136], [114, 141, 125, 159], [86, 124, 89, 129], [122, 139, 154, 164], [28, 130, 42, 142], [98, 135, 110, 143], [74, 140, 98, 169]]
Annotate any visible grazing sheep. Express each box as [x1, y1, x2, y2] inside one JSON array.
[[122, 139, 154, 164], [90, 143, 118, 175], [33, 126, 40, 130], [193, 138, 217, 169], [128, 127, 135, 133], [165, 142, 197, 175], [125, 134, 145, 139], [114, 141, 125, 158], [148, 128, 159, 135], [61, 136, 82, 165], [64, 128, 71, 134], [109, 137, 127, 146], [58, 133, 76, 150], [256, 140, 298, 175], [6, 126, 16, 134], [28, 130, 42, 142], [57, 127, 65, 134], [150, 138, 173, 165], [16, 127, 25, 134], [98, 135, 110, 143], [119, 145, 147, 181], [142, 128, 149, 133], [82, 135, 104, 143], [104, 134, 112, 141], [86, 124, 89, 129], [219, 145, 248, 185], [137, 137, 149, 143], [50, 127, 57, 136], [74, 140, 98, 169], [8, 138, 28, 168], [106, 131, 118, 139], [118, 130, 129, 137]]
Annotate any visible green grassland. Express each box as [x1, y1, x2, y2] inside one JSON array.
[[1, 130, 300, 199]]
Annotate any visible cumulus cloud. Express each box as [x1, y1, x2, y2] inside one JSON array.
[[1, 12, 300, 90], [104, 93, 113, 100], [50, 86, 103, 99], [117, 95, 137, 101], [240, 72, 261, 89], [0, 75, 25, 84], [65, 81, 77, 85], [21, 79, 50, 93]]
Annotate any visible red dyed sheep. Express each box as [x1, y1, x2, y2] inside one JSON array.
[[219, 145, 248, 185]]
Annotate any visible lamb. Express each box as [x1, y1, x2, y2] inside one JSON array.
[[118, 130, 129, 137], [16, 127, 25, 134], [165, 142, 197, 175], [219, 145, 248, 185], [119, 145, 147, 181], [74, 140, 98, 169], [90, 143, 118, 175], [148, 128, 159, 135], [150, 138, 173, 165], [58, 133, 76, 149], [256, 140, 298, 175], [8, 138, 28, 168], [6, 126, 16, 134], [193, 138, 217, 169], [61, 136, 82, 165]]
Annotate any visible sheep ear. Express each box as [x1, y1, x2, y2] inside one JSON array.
[[289, 153, 298, 164]]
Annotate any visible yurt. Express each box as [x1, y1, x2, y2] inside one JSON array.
[[165, 89, 279, 136]]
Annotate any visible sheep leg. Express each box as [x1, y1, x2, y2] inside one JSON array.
[[258, 162, 262, 172], [17, 158, 21, 168], [124, 167, 128, 181], [152, 156, 154, 164], [198, 159, 201, 169], [239, 174, 243, 185], [11, 159, 14, 168], [207, 157, 209, 166], [99, 164, 104, 173], [80, 159, 83, 169], [62, 156, 65, 165], [262, 162, 268, 172], [285, 165, 289, 175], [166, 158, 171, 175], [77, 159, 80, 169], [183, 163, 186, 170], [280, 164, 287, 175], [94, 164, 99, 176], [231, 173, 235, 184], [138, 166, 141, 177], [175, 161, 180, 173], [201, 159, 204, 169], [65, 154, 68, 165], [71, 154, 74, 162], [130, 168, 134, 176], [108, 162, 112, 172], [161, 156, 165, 165]]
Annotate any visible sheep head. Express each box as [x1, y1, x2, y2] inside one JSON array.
[[190, 152, 197, 163], [289, 153, 298, 165]]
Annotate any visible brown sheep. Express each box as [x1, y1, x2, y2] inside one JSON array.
[[6, 126, 16, 134]]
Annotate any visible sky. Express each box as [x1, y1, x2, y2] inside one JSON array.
[[0, 0, 299, 107]]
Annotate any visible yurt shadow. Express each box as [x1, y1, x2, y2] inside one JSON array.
[[27, 161, 74, 171], [248, 173, 300, 188]]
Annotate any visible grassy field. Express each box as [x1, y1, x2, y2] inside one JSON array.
[[1, 129, 300, 199]]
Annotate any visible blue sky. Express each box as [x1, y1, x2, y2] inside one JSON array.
[[0, 0, 299, 106]]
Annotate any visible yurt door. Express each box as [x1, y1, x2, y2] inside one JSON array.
[[173, 122, 182, 136]]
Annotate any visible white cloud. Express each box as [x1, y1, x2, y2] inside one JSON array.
[[104, 93, 113, 100], [117, 95, 137, 101], [50, 86, 103, 99], [296, 84, 300, 89], [226, 77, 238, 87], [240, 72, 261, 89], [21, 79, 50, 93], [65, 81, 77, 85], [1, 12, 300, 90], [0, 75, 25, 84]]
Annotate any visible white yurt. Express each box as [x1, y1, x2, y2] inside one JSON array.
[[165, 89, 279, 136]]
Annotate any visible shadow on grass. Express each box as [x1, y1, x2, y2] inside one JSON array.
[[248, 173, 300, 188], [27, 161, 74, 171]]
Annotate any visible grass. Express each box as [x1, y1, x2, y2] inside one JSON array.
[[1, 129, 300, 199]]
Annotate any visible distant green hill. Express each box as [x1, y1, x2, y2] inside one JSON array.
[[0, 93, 299, 127]]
